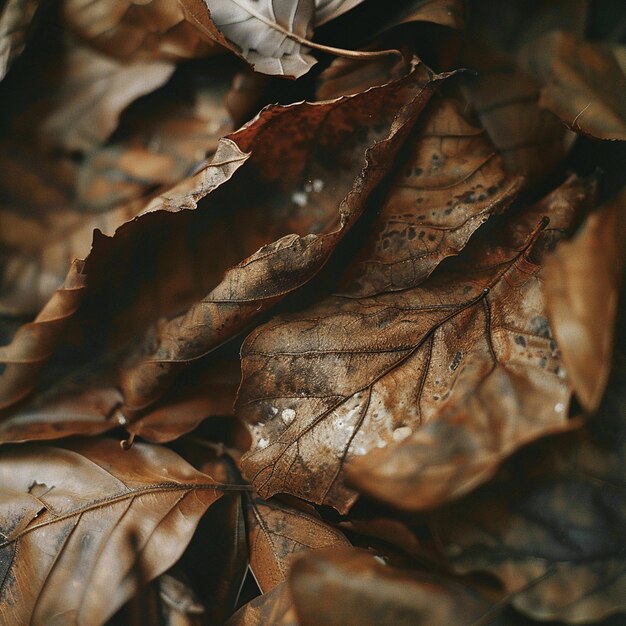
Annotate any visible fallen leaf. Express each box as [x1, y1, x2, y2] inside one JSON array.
[[238, 175, 592, 513], [202, 0, 393, 79], [288, 548, 500, 625], [545, 189, 626, 412], [519, 31, 626, 141], [0, 0, 39, 80], [432, 349, 626, 623], [0, 438, 231, 625], [0, 260, 86, 410], [158, 571, 206, 626], [227, 582, 299, 626], [119, 62, 443, 413], [63, 0, 223, 62], [246, 495, 349, 593]]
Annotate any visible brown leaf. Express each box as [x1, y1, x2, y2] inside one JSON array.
[[246, 495, 349, 593], [432, 351, 626, 623], [119, 62, 443, 413], [63, 0, 223, 62], [338, 97, 522, 296], [227, 582, 299, 626], [238, 175, 593, 513], [460, 48, 568, 186], [545, 190, 626, 412], [202, 0, 391, 79], [519, 31, 626, 141], [158, 571, 206, 626], [288, 548, 499, 625], [0, 438, 229, 625], [0, 260, 86, 410], [0, 0, 39, 80]]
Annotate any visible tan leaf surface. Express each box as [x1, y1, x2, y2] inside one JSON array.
[[519, 31, 626, 141], [238, 175, 592, 513], [289, 548, 499, 625], [545, 190, 626, 412], [246, 495, 349, 592], [63, 0, 223, 62], [0, 438, 228, 625], [120, 63, 443, 412]]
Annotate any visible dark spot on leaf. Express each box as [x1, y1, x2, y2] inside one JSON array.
[[515, 336, 527, 347]]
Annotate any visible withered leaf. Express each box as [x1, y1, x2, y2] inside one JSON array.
[[0, 260, 86, 410], [0, 0, 39, 80], [202, 0, 385, 79], [238, 175, 592, 513], [0, 438, 228, 625], [120, 63, 443, 413], [227, 582, 299, 626], [246, 495, 349, 593], [545, 190, 626, 413], [432, 351, 626, 623], [288, 548, 499, 625], [63, 0, 223, 62], [519, 31, 626, 141], [158, 571, 206, 626]]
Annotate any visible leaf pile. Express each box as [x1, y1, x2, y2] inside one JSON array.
[[1, 1, 625, 624]]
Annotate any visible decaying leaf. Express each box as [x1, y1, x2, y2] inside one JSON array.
[[63, 0, 223, 62], [237, 133, 591, 515], [0, 438, 230, 625], [432, 349, 626, 623], [246, 495, 349, 592], [519, 31, 626, 141], [288, 548, 499, 625], [545, 189, 626, 412], [0, 261, 86, 410], [119, 62, 444, 413], [227, 582, 299, 626]]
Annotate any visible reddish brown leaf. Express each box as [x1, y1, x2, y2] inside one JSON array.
[[0, 438, 230, 625], [119, 62, 444, 413], [545, 190, 626, 412], [246, 495, 349, 593], [238, 175, 592, 513]]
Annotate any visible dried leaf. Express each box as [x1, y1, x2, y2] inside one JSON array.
[[227, 582, 299, 626], [0, 0, 39, 80], [246, 495, 349, 593], [238, 175, 592, 513], [519, 31, 626, 141], [202, 0, 390, 79], [0, 438, 228, 625], [432, 352, 626, 623], [63, 0, 223, 62], [460, 48, 568, 186], [158, 571, 206, 626], [119, 63, 443, 412], [288, 548, 499, 625], [545, 190, 626, 412], [38, 44, 174, 153], [0, 260, 86, 410]]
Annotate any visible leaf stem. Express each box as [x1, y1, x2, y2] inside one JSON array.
[[226, 0, 402, 62]]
